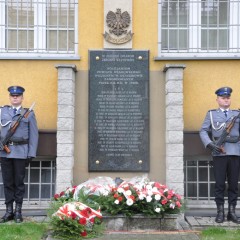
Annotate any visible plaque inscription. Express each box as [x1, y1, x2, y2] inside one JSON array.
[[89, 50, 149, 171]]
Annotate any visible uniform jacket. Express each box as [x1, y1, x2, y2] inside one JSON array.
[[0, 106, 38, 159], [199, 108, 240, 156]]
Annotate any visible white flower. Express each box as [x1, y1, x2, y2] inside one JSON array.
[[154, 194, 161, 201], [117, 187, 124, 193], [164, 188, 168, 193], [147, 190, 153, 196], [135, 184, 142, 191], [125, 190, 132, 196], [146, 184, 152, 190], [126, 198, 134, 206], [102, 190, 109, 196], [114, 200, 120, 205], [155, 207, 161, 213], [152, 187, 158, 192], [170, 203, 175, 209], [138, 193, 145, 200], [146, 196, 152, 202]]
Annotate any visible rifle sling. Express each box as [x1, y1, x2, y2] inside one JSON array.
[[214, 136, 240, 143]]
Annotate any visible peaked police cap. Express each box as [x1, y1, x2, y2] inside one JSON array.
[[8, 86, 25, 96], [215, 87, 232, 97]]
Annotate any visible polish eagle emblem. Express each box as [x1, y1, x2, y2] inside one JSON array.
[[106, 9, 131, 36]]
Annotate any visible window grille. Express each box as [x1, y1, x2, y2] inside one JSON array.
[[184, 157, 240, 208], [0, 0, 78, 59], [0, 157, 56, 209], [158, 0, 240, 59]]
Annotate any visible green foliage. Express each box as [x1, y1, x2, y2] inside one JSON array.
[[201, 227, 240, 240], [50, 215, 104, 240], [88, 181, 183, 218], [49, 194, 104, 240], [0, 222, 48, 240]]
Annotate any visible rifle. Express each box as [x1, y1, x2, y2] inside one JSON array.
[[215, 110, 240, 154], [0, 103, 35, 153]]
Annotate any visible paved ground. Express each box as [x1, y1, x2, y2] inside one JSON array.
[[3, 210, 240, 240], [45, 216, 201, 240]]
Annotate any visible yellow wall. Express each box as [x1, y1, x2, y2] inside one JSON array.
[[0, 0, 239, 133], [0, 0, 160, 130], [0, 61, 59, 129], [183, 61, 240, 131]]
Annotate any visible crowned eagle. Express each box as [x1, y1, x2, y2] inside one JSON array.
[[106, 9, 131, 36]]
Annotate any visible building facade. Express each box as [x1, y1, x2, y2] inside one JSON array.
[[0, 0, 240, 210]]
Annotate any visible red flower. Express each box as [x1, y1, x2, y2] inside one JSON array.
[[113, 193, 119, 198], [86, 207, 92, 214], [54, 194, 59, 200], [129, 195, 135, 201], [80, 209, 89, 218], [79, 218, 87, 225], [176, 201, 181, 208], [72, 188, 76, 194], [71, 211, 77, 219], [80, 230, 87, 237], [60, 191, 65, 197], [167, 194, 173, 199], [161, 199, 168, 205], [118, 196, 123, 202], [176, 194, 181, 200], [90, 217, 95, 223]]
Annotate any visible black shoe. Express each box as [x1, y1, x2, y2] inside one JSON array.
[[14, 203, 23, 223], [0, 212, 14, 223], [227, 212, 240, 223], [14, 212, 23, 223], [215, 204, 224, 223], [227, 204, 240, 224]]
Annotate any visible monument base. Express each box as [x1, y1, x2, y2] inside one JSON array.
[[103, 213, 181, 231]]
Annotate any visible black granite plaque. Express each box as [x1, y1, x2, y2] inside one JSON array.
[[89, 50, 149, 171]]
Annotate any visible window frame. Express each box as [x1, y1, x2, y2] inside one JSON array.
[[0, 0, 79, 60], [157, 0, 240, 60]]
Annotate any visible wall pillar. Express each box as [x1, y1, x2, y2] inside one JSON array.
[[55, 64, 77, 192], [163, 64, 186, 196]]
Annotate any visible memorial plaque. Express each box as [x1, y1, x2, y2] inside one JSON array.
[[89, 50, 149, 171]]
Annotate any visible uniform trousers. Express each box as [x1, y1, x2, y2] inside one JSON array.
[[213, 155, 240, 205], [0, 158, 26, 205]]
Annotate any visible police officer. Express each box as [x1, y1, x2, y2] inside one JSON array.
[[200, 87, 240, 224], [0, 86, 38, 223]]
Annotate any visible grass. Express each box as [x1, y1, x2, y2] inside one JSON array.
[[1, 221, 240, 240], [0, 222, 48, 240], [201, 227, 240, 240]]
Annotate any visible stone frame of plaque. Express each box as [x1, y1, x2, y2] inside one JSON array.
[[89, 50, 149, 172]]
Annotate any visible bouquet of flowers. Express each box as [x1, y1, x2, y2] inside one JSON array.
[[87, 176, 182, 217], [50, 201, 104, 239], [53, 185, 77, 203]]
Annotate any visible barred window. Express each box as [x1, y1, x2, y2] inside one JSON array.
[[158, 0, 240, 59], [0, 0, 78, 59]]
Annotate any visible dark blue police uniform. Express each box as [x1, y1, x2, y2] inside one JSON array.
[[0, 86, 38, 223], [200, 87, 240, 224]]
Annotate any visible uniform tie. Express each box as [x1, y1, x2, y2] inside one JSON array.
[[224, 110, 228, 118], [13, 108, 17, 115]]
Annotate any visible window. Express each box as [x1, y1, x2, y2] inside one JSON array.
[[0, 0, 78, 59], [184, 158, 240, 207], [0, 158, 56, 208], [158, 0, 240, 59]]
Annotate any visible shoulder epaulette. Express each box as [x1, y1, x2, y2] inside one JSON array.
[[208, 109, 216, 112], [1, 105, 10, 108]]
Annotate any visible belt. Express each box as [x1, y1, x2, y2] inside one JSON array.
[[8, 140, 29, 146]]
